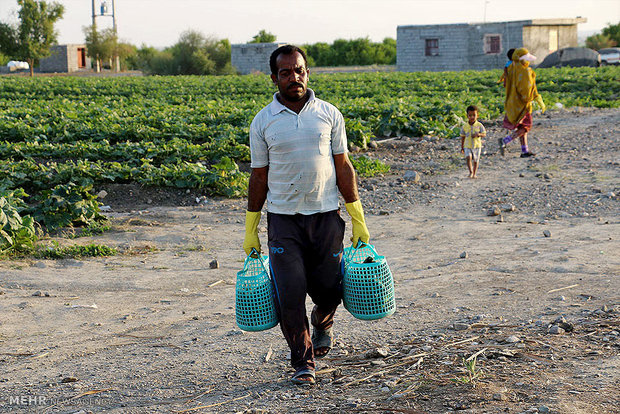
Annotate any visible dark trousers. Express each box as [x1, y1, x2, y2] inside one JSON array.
[[267, 210, 345, 371]]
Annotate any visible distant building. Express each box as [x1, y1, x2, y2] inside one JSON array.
[[39, 44, 90, 73], [231, 42, 288, 75], [397, 18, 586, 72]]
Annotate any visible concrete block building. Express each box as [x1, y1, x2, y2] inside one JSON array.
[[39, 44, 90, 73], [397, 18, 586, 72], [231, 42, 288, 75]]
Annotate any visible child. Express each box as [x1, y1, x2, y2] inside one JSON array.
[[497, 48, 515, 87], [460, 105, 486, 179]]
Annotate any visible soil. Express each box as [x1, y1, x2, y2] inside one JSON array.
[[0, 107, 618, 414]]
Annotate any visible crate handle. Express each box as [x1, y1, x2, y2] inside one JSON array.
[[344, 241, 379, 269], [241, 248, 270, 276]]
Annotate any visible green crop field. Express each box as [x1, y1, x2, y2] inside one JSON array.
[[0, 66, 618, 250]]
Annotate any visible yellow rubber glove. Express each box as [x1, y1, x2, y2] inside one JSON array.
[[345, 200, 370, 246], [243, 210, 261, 256], [535, 95, 546, 113]]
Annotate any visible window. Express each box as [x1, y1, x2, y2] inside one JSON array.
[[484, 34, 502, 54], [425, 39, 439, 56]]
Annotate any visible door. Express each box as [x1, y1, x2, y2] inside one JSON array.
[[549, 29, 558, 53], [78, 48, 86, 68]]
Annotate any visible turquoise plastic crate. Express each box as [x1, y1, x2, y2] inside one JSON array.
[[235, 252, 279, 331], [343, 243, 395, 320]]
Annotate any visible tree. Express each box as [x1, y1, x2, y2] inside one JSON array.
[[83, 24, 118, 72], [149, 49, 176, 75], [249, 30, 276, 43], [15, 0, 64, 76], [125, 44, 158, 72], [116, 42, 137, 71], [586, 22, 620, 51], [585, 33, 615, 50], [303, 37, 397, 67], [377, 37, 397, 64], [0, 22, 19, 58], [601, 22, 620, 45], [171, 30, 217, 75], [131, 30, 234, 76], [204, 38, 236, 75], [304, 42, 333, 66], [83, 24, 131, 72]]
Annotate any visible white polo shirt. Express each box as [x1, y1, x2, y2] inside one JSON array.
[[249, 89, 348, 215]]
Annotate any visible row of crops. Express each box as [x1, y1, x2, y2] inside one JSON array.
[[1, 66, 619, 251]]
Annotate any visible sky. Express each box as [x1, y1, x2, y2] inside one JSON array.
[[1, 0, 618, 48]]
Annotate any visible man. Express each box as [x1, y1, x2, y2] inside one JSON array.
[[242, 45, 370, 386]]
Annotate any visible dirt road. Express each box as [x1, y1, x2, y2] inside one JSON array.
[[1, 107, 618, 413]]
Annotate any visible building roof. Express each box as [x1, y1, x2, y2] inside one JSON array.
[[398, 17, 586, 29], [51, 44, 87, 48], [529, 17, 587, 26]]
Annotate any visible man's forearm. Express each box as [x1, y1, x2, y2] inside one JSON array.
[[247, 168, 268, 212], [334, 153, 359, 203]]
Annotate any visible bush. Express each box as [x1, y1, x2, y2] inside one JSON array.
[[304, 37, 396, 67], [0, 52, 9, 66], [28, 182, 104, 231], [0, 190, 37, 254], [350, 155, 391, 178], [345, 118, 373, 149], [35, 242, 117, 259], [139, 31, 235, 76]]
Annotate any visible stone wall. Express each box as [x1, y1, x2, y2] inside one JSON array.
[[397, 24, 470, 72], [231, 43, 288, 75], [398, 22, 528, 72], [40, 45, 69, 72], [465, 21, 525, 71]]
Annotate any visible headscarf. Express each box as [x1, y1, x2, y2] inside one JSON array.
[[504, 48, 540, 124]]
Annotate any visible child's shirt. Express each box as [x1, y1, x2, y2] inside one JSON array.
[[498, 61, 513, 85], [460, 121, 485, 149]]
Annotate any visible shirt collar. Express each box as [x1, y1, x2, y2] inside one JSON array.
[[269, 88, 316, 116]]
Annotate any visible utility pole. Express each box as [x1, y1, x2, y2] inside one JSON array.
[[91, 0, 100, 72], [111, 0, 117, 33], [111, 0, 119, 72], [90, 0, 120, 72], [483, 0, 490, 23]]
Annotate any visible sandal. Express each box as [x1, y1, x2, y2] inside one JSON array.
[[312, 327, 333, 359], [291, 367, 315, 386]]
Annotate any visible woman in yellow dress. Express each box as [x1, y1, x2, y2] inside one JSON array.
[[498, 47, 545, 158]]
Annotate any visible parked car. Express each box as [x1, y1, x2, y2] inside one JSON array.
[[598, 47, 620, 65], [537, 47, 601, 68]]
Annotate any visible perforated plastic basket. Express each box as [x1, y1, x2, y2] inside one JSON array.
[[235, 252, 279, 331], [343, 243, 395, 320]]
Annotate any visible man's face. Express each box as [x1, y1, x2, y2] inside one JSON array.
[[467, 110, 478, 124], [271, 51, 308, 102]]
